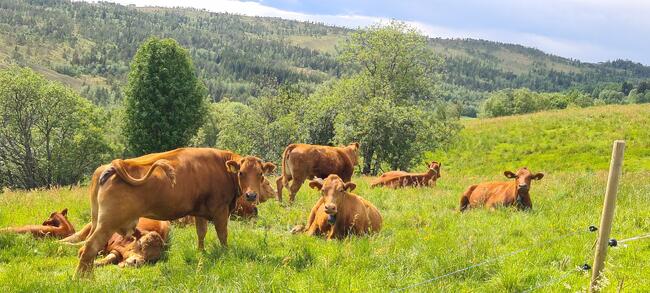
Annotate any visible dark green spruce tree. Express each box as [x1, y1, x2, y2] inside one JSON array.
[[124, 37, 207, 155]]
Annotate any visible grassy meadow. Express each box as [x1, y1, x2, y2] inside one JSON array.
[[1, 104, 650, 292]]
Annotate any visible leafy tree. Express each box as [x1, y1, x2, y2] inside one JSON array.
[[0, 67, 112, 189], [123, 37, 208, 155], [598, 89, 625, 104]]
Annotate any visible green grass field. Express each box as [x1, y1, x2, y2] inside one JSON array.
[[1, 104, 649, 292]]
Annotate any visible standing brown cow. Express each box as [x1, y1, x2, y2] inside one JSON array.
[[0, 208, 75, 239], [371, 161, 441, 188], [459, 167, 544, 211], [292, 175, 382, 239], [276, 143, 359, 202], [74, 148, 275, 278]]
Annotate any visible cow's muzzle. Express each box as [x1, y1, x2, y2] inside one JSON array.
[[324, 203, 337, 215], [517, 184, 529, 192], [245, 192, 258, 202], [327, 214, 337, 224]]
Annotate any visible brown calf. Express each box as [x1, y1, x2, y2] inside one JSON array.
[[0, 208, 75, 239], [294, 174, 381, 239], [459, 167, 544, 211], [371, 161, 441, 188]]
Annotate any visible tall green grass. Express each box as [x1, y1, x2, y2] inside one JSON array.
[[1, 104, 649, 292]]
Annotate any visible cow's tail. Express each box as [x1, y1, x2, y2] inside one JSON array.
[[280, 144, 297, 185], [459, 185, 477, 212], [101, 159, 176, 188], [60, 166, 105, 245]]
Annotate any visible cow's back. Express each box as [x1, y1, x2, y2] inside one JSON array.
[[288, 144, 354, 180], [467, 181, 517, 207], [100, 148, 239, 221]]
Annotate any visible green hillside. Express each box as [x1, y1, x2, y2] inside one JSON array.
[[430, 104, 650, 174], [1, 0, 649, 106]]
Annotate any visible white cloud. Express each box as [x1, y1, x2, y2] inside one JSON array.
[[77, 0, 640, 63]]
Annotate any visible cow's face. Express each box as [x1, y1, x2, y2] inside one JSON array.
[[226, 157, 276, 203], [428, 161, 441, 179], [259, 177, 277, 203], [504, 168, 544, 193], [122, 231, 165, 268], [42, 208, 69, 227], [309, 175, 356, 219]]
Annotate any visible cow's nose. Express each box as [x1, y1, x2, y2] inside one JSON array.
[[324, 203, 337, 215], [518, 184, 529, 190], [245, 192, 257, 202]]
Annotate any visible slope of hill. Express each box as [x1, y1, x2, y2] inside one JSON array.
[[1, 0, 649, 105], [430, 103, 650, 174]]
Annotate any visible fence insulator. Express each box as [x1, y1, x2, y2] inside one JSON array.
[[608, 239, 618, 247], [589, 225, 598, 232], [581, 264, 592, 271]]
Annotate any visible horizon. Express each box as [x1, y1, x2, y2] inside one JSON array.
[[77, 0, 650, 65]]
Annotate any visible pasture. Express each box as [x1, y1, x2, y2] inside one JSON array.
[[1, 104, 650, 292]]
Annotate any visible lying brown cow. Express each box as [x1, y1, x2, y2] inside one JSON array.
[[0, 208, 75, 239], [459, 167, 544, 211], [292, 175, 382, 239], [74, 148, 275, 278], [63, 218, 170, 268], [277, 143, 359, 202], [371, 161, 441, 188]]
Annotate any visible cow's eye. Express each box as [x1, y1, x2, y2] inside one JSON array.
[[238, 172, 243, 177]]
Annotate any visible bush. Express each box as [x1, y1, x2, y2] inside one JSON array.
[[0, 67, 112, 189]]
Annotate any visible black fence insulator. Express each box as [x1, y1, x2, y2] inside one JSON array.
[[608, 239, 618, 247], [581, 264, 591, 271], [589, 225, 598, 232]]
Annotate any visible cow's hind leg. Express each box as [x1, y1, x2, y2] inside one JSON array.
[[288, 177, 305, 202], [195, 217, 208, 251], [276, 177, 285, 202], [75, 224, 113, 278]]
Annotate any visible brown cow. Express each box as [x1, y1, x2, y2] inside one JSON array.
[[0, 208, 75, 239], [63, 218, 170, 268], [371, 161, 441, 188], [276, 143, 360, 202], [74, 148, 275, 278], [292, 175, 382, 239], [459, 167, 544, 211]]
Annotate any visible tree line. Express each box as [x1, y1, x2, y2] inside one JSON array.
[[0, 22, 460, 190]]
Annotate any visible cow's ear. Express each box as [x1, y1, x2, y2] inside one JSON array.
[[351, 142, 359, 149], [262, 162, 276, 174], [344, 182, 356, 192], [308, 179, 323, 190], [532, 173, 544, 180], [61, 208, 68, 216], [226, 160, 240, 173], [504, 171, 517, 179]]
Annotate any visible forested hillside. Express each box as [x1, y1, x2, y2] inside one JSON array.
[[2, 0, 650, 110]]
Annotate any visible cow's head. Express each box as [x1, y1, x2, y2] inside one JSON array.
[[226, 156, 276, 203], [309, 175, 356, 223], [504, 167, 544, 194], [427, 161, 442, 179], [42, 208, 69, 227], [121, 231, 165, 268], [345, 142, 360, 166]]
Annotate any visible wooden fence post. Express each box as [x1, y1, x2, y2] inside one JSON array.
[[590, 140, 625, 292]]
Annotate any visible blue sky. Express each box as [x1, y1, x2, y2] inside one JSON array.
[[84, 0, 650, 64]]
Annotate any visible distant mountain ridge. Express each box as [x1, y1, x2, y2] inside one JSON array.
[[1, 0, 648, 106]]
